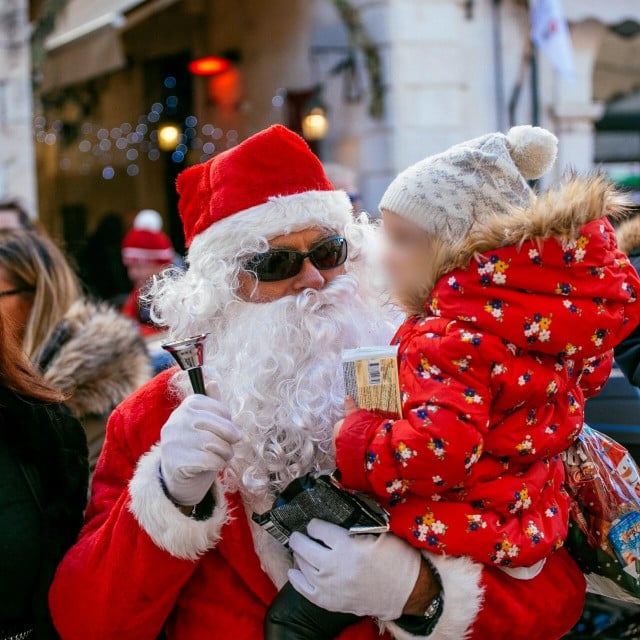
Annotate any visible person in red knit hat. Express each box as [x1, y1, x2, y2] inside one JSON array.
[[50, 125, 588, 640], [121, 208, 175, 336]]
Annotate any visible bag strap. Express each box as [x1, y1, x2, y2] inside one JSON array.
[[36, 320, 72, 372]]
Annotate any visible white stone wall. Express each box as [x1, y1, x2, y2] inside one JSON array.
[[327, 0, 395, 215], [332, 0, 640, 210], [318, 0, 539, 212], [327, 0, 535, 211], [0, 0, 36, 216]]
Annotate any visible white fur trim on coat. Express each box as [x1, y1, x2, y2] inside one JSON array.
[[382, 553, 484, 640], [189, 190, 354, 255], [128, 444, 230, 561]]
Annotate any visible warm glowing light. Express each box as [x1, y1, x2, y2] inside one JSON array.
[[157, 124, 181, 151], [188, 56, 232, 77], [302, 107, 329, 141]]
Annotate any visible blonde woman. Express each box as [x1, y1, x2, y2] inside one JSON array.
[[0, 230, 151, 469]]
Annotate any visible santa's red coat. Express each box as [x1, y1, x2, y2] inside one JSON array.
[[48, 367, 587, 639]]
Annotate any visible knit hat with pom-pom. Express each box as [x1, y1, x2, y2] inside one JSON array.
[[379, 125, 558, 241], [122, 209, 175, 265]]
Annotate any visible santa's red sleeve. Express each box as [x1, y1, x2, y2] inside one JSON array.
[[48, 400, 229, 639], [337, 325, 500, 500], [382, 547, 585, 640]]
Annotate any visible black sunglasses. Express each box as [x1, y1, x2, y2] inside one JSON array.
[[244, 236, 348, 282]]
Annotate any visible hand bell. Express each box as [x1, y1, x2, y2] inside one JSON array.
[[161, 333, 209, 395]]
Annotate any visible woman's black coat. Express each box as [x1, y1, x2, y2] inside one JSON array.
[[0, 386, 88, 639]]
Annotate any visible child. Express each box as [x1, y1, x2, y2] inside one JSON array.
[[264, 126, 640, 639]]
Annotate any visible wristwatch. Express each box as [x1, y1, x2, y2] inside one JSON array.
[[158, 465, 215, 521], [393, 593, 443, 635], [424, 594, 442, 620], [394, 558, 444, 636]]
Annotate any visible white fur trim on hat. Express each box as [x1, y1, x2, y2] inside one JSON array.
[[122, 246, 175, 263], [189, 189, 353, 258], [134, 209, 163, 231], [506, 125, 558, 181], [381, 552, 484, 640], [128, 444, 230, 560]]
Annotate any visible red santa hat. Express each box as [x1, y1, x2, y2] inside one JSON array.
[[176, 125, 353, 248], [122, 209, 175, 265]]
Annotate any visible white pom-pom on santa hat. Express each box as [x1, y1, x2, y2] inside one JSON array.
[[134, 209, 163, 231], [506, 125, 558, 181]]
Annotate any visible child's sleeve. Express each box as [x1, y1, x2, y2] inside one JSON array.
[[336, 325, 499, 502]]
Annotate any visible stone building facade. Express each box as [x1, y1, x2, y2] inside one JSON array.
[[0, 0, 37, 216]]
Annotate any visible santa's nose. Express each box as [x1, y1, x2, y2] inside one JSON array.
[[292, 258, 326, 291]]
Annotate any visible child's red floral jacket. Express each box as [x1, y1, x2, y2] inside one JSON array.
[[337, 177, 640, 569]]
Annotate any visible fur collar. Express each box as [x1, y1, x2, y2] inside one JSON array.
[[42, 299, 151, 417], [616, 214, 640, 256], [401, 176, 632, 316]]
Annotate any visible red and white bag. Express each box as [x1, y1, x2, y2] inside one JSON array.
[[562, 425, 640, 603]]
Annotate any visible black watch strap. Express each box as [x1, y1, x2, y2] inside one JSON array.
[[158, 467, 216, 521], [393, 594, 443, 637], [394, 560, 444, 636]]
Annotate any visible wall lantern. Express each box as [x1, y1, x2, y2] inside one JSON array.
[[188, 51, 242, 109], [188, 56, 232, 77], [157, 123, 181, 151], [300, 85, 330, 142], [302, 106, 329, 141]]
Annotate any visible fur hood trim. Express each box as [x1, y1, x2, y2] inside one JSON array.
[[401, 176, 632, 316], [43, 299, 151, 417], [616, 214, 640, 256]]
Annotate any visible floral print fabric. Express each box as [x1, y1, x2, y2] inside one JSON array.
[[336, 217, 640, 568]]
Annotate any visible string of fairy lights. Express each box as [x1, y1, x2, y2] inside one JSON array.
[[30, 0, 384, 182], [33, 77, 288, 181], [33, 110, 238, 182]]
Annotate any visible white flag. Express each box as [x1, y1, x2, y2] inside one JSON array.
[[531, 0, 575, 80]]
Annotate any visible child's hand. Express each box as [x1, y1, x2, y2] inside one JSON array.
[[333, 397, 358, 443]]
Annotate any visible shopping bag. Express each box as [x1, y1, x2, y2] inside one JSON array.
[[561, 425, 640, 602]]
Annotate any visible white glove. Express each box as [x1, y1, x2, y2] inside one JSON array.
[[288, 519, 422, 621], [160, 381, 240, 506]]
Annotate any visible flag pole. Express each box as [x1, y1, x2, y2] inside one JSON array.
[[491, 0, 506, 131], [530, 41, 540, 127], [530, 40, 541, 189], [508, 38, 532, 128]]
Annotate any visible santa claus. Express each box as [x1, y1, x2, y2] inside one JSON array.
[[50, 125, 586, 640]]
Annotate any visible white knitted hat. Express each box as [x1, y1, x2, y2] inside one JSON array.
[[379, 125, 558, 241]]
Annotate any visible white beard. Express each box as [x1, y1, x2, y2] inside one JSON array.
[[171, 274, 397, 505]]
